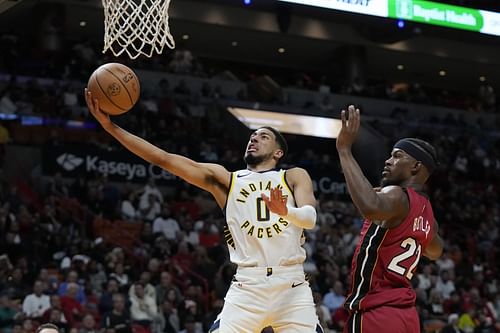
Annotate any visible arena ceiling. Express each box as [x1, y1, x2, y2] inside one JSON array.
[[0, 0, 499, 92]]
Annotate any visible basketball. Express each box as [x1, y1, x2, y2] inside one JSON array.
[[87, 63, 140, 115]]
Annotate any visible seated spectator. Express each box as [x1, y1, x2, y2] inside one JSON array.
[[152, 205, 180, 241], [0, 293, 19, 333], [60, 283, 84, 326], [436, 271, 456, 300], [441, 313, 462, 333], [121, 192, 139, 222], [458, 307, 477, 333], [42, 295, 67, 324], [109, 263, 129, 291], [179, 315, 201, 333], [22, 280, 50, 319], [58, 270, 86, 305], [99, 279, 120, 314], [130, 282, 158, 331], [155, 272, 182, 307], [79, 314, 97, 333], [47, 308, 70, 333], [158, 299, 180, 333], [323, 281, 345, 314], [101, 294, 132, 333]]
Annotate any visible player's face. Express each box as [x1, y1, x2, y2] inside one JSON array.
[[381, 149, 416, 187], [244, 128, 281, 166]]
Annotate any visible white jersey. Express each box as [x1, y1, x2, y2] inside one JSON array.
[[224, 168, 306, 267]]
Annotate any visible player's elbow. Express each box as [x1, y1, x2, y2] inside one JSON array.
[[424, 236, 444, 261], [424, 247, 442, 261]]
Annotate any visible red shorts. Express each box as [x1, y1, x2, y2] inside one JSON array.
[[343, 306, 420, 333]]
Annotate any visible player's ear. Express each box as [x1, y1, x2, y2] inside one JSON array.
[[274, 149, 284, 160], [411, 161, 422, 175]]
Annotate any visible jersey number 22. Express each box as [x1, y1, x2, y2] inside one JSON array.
[[388, 237, 422, 280]]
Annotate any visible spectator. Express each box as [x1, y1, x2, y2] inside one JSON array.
[[22, 280, 50, 319], [121, 191, 138, 222], [130, 282, 158, 331], [158, 299, 180, 333], [57, 271, 86, 304], [79, 314, 97, 333], [101, 293, 132, 333], [99, 279, 120, 314], [152, 205, 180, 241], [436, 271, 456, 300], [323, 281, 345, 314], [60, 283, 84, 326], [442, 313, 463, 333], [155, 272, 182, 307], [458, 306, 478, 333], [179, 315, 201, 333], [0, 293, 20, 333], [109, 263, 129, 290]]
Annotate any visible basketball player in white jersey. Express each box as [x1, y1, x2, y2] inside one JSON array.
[[86, 90, 323, 332]]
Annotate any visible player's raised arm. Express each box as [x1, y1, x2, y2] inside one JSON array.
[[85, 89, 231, 207], [336, 105, 408, 225]]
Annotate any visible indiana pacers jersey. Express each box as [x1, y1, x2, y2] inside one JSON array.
[[224, 168, 306, 267]]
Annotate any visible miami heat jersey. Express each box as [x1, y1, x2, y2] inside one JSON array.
[[224, 169, 306, 267], [344, 187, 436, 311]]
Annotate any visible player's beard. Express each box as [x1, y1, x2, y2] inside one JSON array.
[[244, 152, 272, 167]]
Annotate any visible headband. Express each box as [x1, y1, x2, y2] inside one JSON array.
[[394, 138, 437, 174]]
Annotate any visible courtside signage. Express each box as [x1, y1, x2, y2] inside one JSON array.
[[278, 0, 500, 36]]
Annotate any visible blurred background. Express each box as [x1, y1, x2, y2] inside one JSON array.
[[0, 0, 498, 332]]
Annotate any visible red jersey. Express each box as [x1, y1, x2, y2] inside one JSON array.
[[344, 187, 435, 312]]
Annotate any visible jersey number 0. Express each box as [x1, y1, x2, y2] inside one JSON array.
[[256, 198, 270, 222]]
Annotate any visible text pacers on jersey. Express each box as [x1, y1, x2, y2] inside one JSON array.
[[241, 217, 290, 238]]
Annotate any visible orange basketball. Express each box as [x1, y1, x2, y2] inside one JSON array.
[[87, 63, 140, 115]]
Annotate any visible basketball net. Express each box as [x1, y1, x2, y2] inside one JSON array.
[[102, 0, 175, 59]]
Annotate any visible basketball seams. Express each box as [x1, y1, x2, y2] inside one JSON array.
[[93, 72, 127, 112], [102, 66, 135, 106]]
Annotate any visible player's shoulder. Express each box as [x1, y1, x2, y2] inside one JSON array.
[[284, 166, 310, 176], [283, 167, 313, 184]]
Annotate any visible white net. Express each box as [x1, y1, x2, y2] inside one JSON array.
[[102, 0, 175, 59]]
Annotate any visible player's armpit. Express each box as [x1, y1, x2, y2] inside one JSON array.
[[423, 221, 443, 260]]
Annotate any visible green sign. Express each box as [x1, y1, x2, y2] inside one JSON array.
[[279, 0, 500, 36], [389, 0, 484, 32]]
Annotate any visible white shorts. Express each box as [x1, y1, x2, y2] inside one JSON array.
[[209, 265, 323, 333]]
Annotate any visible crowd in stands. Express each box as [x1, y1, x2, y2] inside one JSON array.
[[0, 70, 499, 333], [0, 32, 498, 119], [0, 22, 499, 333]]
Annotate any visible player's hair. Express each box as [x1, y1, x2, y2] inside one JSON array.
[[36, 323, 60, 333], [259, 126, 288, 160]]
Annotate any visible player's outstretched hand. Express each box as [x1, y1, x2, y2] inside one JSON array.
[[85, 88, 112, 129], [261, 186, 288, 216], [336, 104, 360, 152]]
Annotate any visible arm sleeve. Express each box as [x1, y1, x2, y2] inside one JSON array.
[[284, 205, 317, 229]]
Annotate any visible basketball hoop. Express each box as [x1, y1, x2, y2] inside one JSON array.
[[102, 0, 175, 59]]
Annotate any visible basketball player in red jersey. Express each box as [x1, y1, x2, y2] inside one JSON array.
[[336, 106, 444, 333]]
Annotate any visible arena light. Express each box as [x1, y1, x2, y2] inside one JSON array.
[[227, 107, 342, 139], [278, 0, 500, 37]]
